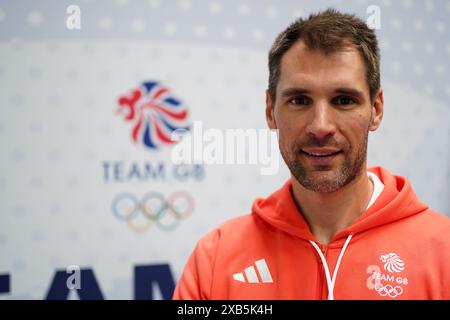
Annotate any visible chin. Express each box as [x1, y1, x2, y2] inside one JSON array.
[[301, 180, 343, 193], [295, 168, 349, 193]]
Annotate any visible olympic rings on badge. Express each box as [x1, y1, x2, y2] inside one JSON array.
[[111, 191, 195, 232], [374, 282, 403, 298]]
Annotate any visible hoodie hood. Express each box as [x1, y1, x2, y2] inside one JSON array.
[[252, 166, 429, 243]]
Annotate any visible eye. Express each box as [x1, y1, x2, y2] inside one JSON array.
[[332, 96, 357, 106], [289, 95, 312, 106]]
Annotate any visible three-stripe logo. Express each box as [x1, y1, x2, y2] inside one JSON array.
[[232, 259, 273, 283]]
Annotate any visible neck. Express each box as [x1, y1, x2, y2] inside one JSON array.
[[292, 168, 373, 245]]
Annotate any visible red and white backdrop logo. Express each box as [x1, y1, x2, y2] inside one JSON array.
[[117, 81, 190, 150]]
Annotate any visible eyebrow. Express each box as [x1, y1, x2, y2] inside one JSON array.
[[279, 87, 310, 98], [280, 87, 365, 99], [334, 87, 364, 98]]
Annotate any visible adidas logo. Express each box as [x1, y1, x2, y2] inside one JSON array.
[[232, 258, 273, 283]]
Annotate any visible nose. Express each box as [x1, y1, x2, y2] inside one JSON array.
[[305, 101, 337, 140]]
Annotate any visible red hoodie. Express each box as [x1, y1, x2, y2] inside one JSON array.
[[173, 167, 450, 300]]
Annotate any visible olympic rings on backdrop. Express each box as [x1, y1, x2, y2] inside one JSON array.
[[112, 191, 194, 232]]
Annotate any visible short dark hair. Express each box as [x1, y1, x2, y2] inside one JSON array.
[[268, 8, 380, 103]]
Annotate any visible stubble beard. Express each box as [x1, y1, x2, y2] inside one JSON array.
[[281, 130, 369, 193]]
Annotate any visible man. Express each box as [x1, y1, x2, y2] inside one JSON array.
[[173, 9, 450, 300]]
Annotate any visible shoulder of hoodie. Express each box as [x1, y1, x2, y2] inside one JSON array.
[[410, 208, 450, 229], [400, 209, 450, 270], [400, 208, 450, 242], [195, 213, 268, 249], [420, 209, 450, 228]]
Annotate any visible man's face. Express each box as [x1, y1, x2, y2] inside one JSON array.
[[266, 40, 383, 193]]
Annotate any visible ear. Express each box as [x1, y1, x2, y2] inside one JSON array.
[[266, 90, 277, 130], [369, 88, 384, 131]]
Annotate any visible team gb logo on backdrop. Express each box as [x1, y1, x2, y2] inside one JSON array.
[[116, 81, 190, 150]]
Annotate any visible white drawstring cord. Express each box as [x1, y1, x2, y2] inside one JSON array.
[[309, 234, 353, 300]]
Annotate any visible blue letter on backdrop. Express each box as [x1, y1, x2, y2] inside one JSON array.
[[0, 274, 10, 294], [46, 269, 104, 300], [134, 264, 175, 300]]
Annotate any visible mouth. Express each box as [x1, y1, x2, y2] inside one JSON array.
[[300, 148, 342, 165]]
